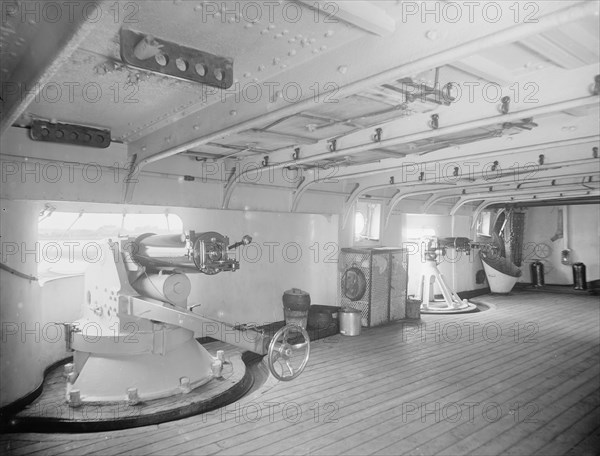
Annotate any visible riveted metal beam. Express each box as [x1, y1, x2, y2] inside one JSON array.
[[295, 1, 396, 37], [224, 95, 598, 207], [0, 1, 101, 136], [470, 191, 600, 230], [321, 136, 600, 183], [383, 162, 599, 227], [129, 2, 597, 170], [450, 182, 599, 216], [341, 142, 600, 229], [423, 174, 599, 213]]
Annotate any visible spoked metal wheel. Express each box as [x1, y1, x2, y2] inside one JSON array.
[[267, 324, 310, 381]]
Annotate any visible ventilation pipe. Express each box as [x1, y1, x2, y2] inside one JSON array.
[[561, 206, 571, 265]]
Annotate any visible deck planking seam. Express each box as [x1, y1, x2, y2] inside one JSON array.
[[245, 338, 599, 456], [289, 346, 600, 456], [171, 303, 597, 455], [3, 293, 598, 456]]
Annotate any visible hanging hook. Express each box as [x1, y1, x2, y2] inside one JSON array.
[[500, 96, 510, 114], [373, 128, 383, 142], [429, 114, 439, 130], [328, 139, 337, 152]]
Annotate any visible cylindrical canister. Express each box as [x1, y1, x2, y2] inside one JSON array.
[[339, 307, 362, 336], [132, 272, 191, 306], [282, 288, 311, 329], [530, 261, 545, 287], [572, 263, 587, 290], [132, 233, 196, 270]]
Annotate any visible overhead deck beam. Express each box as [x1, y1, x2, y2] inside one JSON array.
[[451, 55, 514, 86], [233, 94, 598, 210], [469, 190, 600, 229], [295, 0, 396, 36], [335, 137, 599, 225], [448, 183, 600, 215], [424, 179, 599, 213], [490, 197, 600, 208], [381, 168, 597, 228], [129, 1, 597, 170], [221, 55, 598, 208], [322, 136, 600, 183], [0, 1, 101, 136]]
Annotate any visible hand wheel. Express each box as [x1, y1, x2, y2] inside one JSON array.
[[267, 324, 310, 381]]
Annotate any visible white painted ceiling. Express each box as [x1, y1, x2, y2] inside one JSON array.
[[1, 0, 599, 210]]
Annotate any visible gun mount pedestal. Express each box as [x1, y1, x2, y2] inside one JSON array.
[[416, 237, 478, 314]]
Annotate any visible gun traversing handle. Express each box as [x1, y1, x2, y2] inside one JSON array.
[[228, 235, 252, 250]]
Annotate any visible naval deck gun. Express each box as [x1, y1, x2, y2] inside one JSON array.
[[63, 231, 310, 406]]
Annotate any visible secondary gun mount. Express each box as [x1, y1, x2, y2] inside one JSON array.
[[421, 237, 490, 261], [416, 237, 483, 314], [64, 231, 310, 406]]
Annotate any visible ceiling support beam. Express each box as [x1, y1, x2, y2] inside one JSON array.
[[273, 93, 598, 212], [133, 1, 598, 170], [424, 173, 599, 212], [226, 95, 597, 201], [449, 183, 599, 215], [294, 1, 396, 37], [470, 191, 600, 230], [490, 197, 600, 208], [338, 137, 599, 227], [0, 1, 101, 136], [290, 136, 600, 214], [339, 159, 597, 230], [380, 163, 598, 228], [331, 136, 600, 182], [451, 56, 513, 86]]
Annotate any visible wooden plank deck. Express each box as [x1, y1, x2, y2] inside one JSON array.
[[2, 291, 599, 455]]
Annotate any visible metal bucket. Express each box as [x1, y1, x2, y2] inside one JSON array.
[[339, 307, 362, 336]]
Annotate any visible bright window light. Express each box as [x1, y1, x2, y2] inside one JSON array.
[[476, 211, 492, 237], [355, 211, 366, 236], [38, 211, 183, 279], [354, 201, 381, 242], [406, 228, 437, 240]]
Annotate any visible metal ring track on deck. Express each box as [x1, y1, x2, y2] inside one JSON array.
[[3, 350, 263, 433]]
